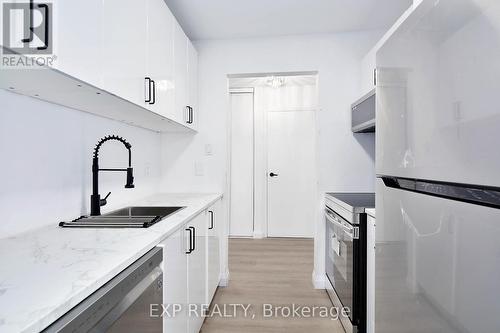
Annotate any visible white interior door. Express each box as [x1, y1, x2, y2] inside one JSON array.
[[267, 110, 316, 238], [229, 91, 254, 237]]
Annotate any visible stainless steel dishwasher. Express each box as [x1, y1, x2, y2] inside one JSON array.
[[43, 247, 163, 333]]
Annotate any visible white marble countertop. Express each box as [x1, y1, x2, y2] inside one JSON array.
[[366, 208, 376, 218], [0, 193, 222, 333]]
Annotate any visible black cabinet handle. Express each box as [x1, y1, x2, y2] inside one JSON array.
[[374, 68, 377, 86], [21, 0, 34, 43], [269, 172, 279, 177], [190, 226, 196, 252], [149, 79, 156, 105], [185, 227, 193, 254], [36, 4, 49, 50], [186, 106, 193, 124], [144, 77, 152, 103], [208, 211, 214, 230], [185, 228, 192, 254]]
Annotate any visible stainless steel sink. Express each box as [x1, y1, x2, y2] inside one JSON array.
[[59, 206, 185, 228], [103, 206, 185, 219]]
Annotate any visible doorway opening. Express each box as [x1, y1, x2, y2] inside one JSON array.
[[227, 72, 319, 239]]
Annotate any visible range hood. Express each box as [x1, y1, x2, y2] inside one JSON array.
[[351, 88, 375, 133]]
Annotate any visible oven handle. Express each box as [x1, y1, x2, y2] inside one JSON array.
[[325, 209, 358, 239]]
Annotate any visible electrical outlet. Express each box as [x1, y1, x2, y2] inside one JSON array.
[[144, 162, 151, 176]]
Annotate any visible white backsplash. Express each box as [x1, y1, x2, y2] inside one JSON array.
[[0, 90, 162, 237]]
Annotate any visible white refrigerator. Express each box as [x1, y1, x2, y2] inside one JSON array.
[[375, 0, 500, 332]]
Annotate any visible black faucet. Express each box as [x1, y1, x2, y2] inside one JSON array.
[[91, 135, 134, 216]]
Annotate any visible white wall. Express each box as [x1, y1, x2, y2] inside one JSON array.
[[160, 32, 381, 285], [0, 90, 162, 237]]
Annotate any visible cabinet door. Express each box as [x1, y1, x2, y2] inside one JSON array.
[[55, 0, 103, 88], [146, 0, 175, 118], [187, 212, 207, 333], [102, 0, 147, 106], [187, 41, 198, 129], [173, 21, 189, 126], [161, 228, 188, 333], [206, 201, 221, 303]]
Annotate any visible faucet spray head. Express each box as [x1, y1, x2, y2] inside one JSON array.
[[125, 167, 135, 188]]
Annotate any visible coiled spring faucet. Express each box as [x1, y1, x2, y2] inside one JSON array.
[[91, 135, 134, 216]]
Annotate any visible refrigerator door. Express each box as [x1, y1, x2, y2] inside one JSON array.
[[375, 178, 500, 333], [376, 0, 500, 187]]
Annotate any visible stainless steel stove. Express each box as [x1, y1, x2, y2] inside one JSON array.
[[325, 193, 374, 333]]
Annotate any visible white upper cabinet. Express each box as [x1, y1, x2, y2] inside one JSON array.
[[187, 41, 198, 130], [101, 0, 147, 107], [146, 0, 175, 119], [173, 21, 189, 126], [0, 0, 198, 132], [54, 0, 103, 88]]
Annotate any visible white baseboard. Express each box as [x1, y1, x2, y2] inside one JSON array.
[[218, 269, 230, 287], [312, 270, 326, 289], [253, 230, 265, 239]]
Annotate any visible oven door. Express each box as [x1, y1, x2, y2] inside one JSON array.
[[325, 207, 358, 331]]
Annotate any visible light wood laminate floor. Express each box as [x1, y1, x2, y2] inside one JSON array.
[[201, 238, 345, 333]]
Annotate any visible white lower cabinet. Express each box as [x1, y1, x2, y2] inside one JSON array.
[[206, 201, 221, 303], [162, 227, 188, 333], [162, 199, 223, 333], [186, 212, 208, 333]]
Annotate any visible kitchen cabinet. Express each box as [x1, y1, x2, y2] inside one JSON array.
[[206, 201, 221, 303], [173, 20, 199, 129], [146, 0, 175, 119], [54, 0, 103, 88], [186, 211, 208, 333], [187, 41, 199, 129], [173, 21, 189, 126], [161, 198, 223, 333], [161, 227, 189, 333], [101, 0, 148, 107], [0, 0, 199, 133]]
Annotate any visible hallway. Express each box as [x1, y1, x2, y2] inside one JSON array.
[[201, 238, 344, 333]]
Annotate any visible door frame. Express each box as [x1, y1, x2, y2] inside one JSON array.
[[226, 73, 319, 240], [227, 88, 255, 238]]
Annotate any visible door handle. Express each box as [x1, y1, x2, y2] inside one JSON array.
[[208, 211, 214, 230], [36, 3, 49, 51], [269, 172, 279, 177]]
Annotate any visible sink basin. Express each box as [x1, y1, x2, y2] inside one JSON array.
[[103, 206, 185, 219], [59, 206, 185, 228]]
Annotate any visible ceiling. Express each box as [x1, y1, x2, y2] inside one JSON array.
[[164, 0, 413, 40]]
